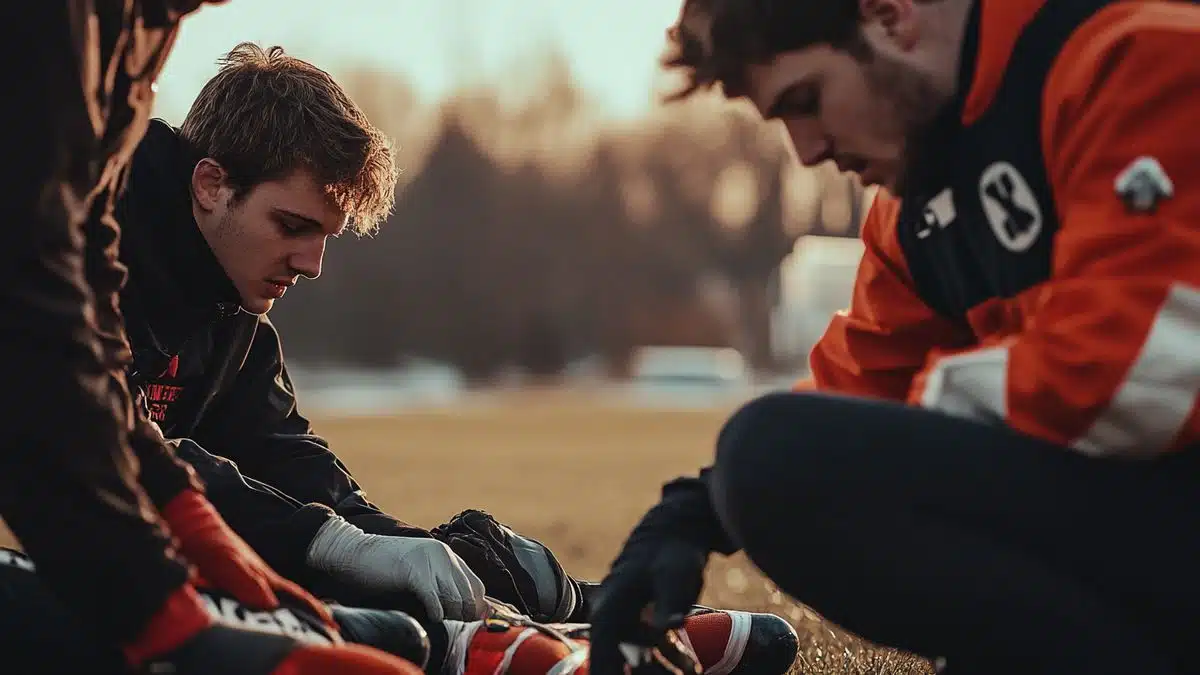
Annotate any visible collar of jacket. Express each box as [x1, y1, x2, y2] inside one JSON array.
[[119, 118, 242, 318]]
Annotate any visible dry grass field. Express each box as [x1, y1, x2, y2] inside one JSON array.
[[0, 391, 933, 674]]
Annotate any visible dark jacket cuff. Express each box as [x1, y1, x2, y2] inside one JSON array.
[[270, 503, 339, 582]]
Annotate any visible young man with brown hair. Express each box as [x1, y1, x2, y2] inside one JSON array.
[[588, 1, 1200, 674], [115, 42, 494, 627], [0, 4, 426, 675]]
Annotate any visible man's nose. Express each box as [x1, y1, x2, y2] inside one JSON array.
[[291, 238, 327, 280], [783, 118, 832, 167]]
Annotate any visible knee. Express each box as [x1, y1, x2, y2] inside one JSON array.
[[708, 391, 825, 545], [712, 389, 830, 477]]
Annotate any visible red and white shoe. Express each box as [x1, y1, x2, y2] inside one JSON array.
[[443, 607, 701, 675], [444, 617, 590, 675], [571, 583, 798, 674], [441, 603, 797, 675], [673, 606, 798, 675]]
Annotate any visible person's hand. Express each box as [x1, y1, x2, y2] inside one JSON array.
[[160, 489, 338, 632], [306, 516, 488, 622], [588, 473, 735, 675]]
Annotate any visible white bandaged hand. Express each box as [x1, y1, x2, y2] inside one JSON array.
[[306, 516, 488, 621]]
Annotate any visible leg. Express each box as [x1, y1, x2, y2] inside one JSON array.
[[0, 0, 193, 644], [0, 548, 131, 675], [708, 391, 1200, 675]]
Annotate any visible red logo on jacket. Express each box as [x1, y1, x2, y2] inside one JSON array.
[[146, 355, 184, 423]]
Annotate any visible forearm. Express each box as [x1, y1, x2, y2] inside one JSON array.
[[329, 495, 429, 538], [166, 438, 337, 584], [229, 434, 421, 537]]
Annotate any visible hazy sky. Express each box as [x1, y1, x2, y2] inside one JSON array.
[[153, 0, 687, 123]]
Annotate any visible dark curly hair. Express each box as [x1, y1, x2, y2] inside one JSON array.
[[660, 0, 884, 100]]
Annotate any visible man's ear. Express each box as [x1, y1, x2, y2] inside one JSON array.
[[191, 158, 228, 213], [859, 0, 919, 50]]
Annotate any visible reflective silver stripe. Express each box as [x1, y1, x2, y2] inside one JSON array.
[[697, 611, 753, 675], [547, 649, 589, 675], [918, 345, 1010, 424], [1072, 283, 1200, 457], [443, 621, 481, 675], [917, 283, 1200, 457]]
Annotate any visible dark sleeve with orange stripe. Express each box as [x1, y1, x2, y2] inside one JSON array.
[[911, 3, 1200, 456], [793, 191, 974, 400]]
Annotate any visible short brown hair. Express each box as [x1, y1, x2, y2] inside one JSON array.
[[661, 0, 867, 100], [179, 42, 397, 235]]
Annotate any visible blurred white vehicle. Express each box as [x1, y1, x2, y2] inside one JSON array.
[[622, 346, 753, 408], [629, 345, 748, 385], [769, 235, 865, 369]]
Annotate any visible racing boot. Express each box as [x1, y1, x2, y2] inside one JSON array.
[[577, 582, 798, 675], [439, 609, 700, 675], [675, 606, 799, 675]]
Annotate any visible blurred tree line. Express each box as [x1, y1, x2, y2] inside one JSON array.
[[270, 52, 866, 382]]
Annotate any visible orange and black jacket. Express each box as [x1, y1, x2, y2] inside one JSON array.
[[799, 0, 1200, 457]]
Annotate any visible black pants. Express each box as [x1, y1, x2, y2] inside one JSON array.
[[0, 1, 207, 645], [708, 391, 1200, 675]]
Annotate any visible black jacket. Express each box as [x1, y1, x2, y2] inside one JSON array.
[[117, 119, 429, 586]]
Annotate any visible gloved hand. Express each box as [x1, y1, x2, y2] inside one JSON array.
[[306, 516, 488, 622], [160, 489, 337, 632], [588, 471, 738, 675]]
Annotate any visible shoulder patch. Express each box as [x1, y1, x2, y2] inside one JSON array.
[[1115, 156, 1173, 214]]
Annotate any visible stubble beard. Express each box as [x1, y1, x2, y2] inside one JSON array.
[[862, 52, 954, 195]]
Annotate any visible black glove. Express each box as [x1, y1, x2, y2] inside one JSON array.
[[587, 470, 738, 675], [431, 509, 583, 622]]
